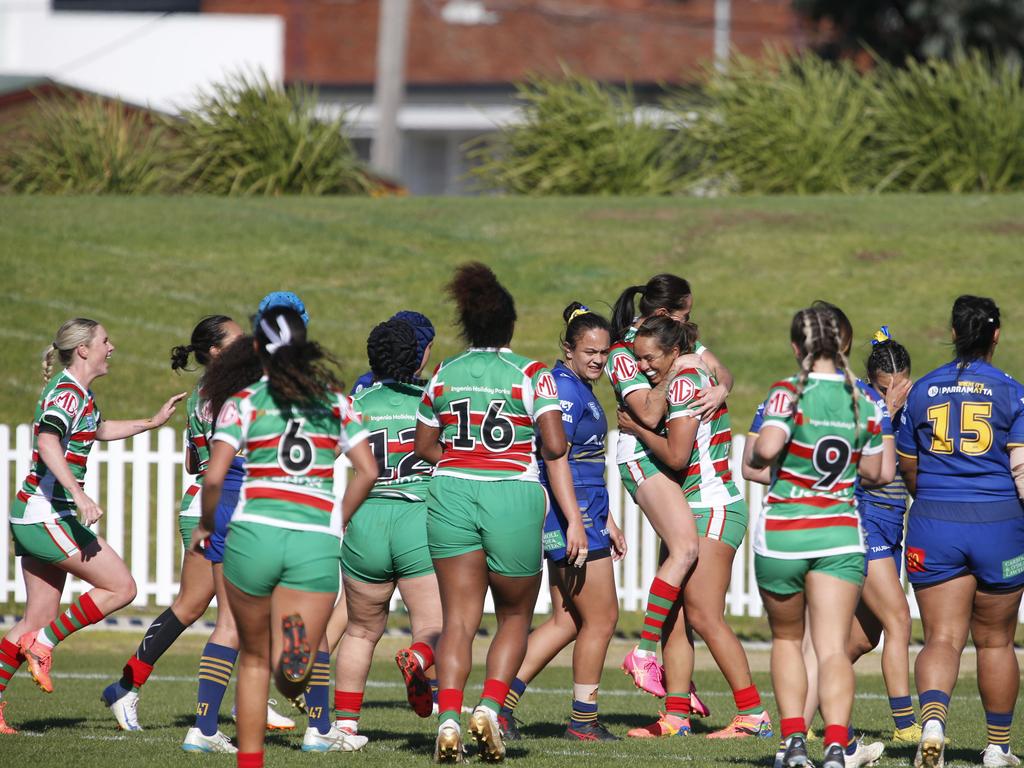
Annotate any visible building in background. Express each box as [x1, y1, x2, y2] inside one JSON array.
[[0, 1, 810, 194]]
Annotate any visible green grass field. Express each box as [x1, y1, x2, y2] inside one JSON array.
[[0, 630, 1018, 767], [1, 195, 1022, 428]]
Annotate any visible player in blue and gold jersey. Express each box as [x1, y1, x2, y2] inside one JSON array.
[[897, 296, 1024, 768]]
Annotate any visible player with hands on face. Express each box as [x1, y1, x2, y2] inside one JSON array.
[[497, 303, 626, 742], [1, 319, 185, 734]]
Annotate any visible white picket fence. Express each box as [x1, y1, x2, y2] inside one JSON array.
[[0, 424, 931, 619]]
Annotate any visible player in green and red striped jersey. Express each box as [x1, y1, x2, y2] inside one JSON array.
[[191, 306, 378, 768], [608, 274, 732, 714], [617, 316, 772, 741], [2, 318, 185, 734], [414, 263, 586, 763], [101, 315, 252, 733], [331, 318, 442, 744], [748, 306, 894, 768]]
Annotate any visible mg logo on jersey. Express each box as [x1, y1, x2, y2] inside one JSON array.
[[536, 372, 558, 399], [52, 391, 79, 416], [669, 377, 696, 405], [612, 355, 638, 383], [216, 400, 239, 428], [766, 389, 794, 418]]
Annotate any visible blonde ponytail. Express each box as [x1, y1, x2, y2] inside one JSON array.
[[42, 318, 99, 382]]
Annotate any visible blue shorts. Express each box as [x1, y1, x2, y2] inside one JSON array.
[[204, 487, 241, 565], [541, 486, 611, 565], [860, 501, 905, 576], [906, 500, 1024, 593]]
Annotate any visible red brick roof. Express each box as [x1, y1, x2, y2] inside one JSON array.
[[202, 0, 812, 87]]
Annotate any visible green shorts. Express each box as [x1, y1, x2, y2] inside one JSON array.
[[755, 552, 866, 595], [179, 515, 199, 551], [426, 476, 545, 577], [223, 521, 340, 597], [342, 498, 434, 584], [693, 499, 748, 550], [619, 455, 677, 500], [11, 516, 97, 563]]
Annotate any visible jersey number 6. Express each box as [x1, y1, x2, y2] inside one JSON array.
[[279, 418, 316, 475]]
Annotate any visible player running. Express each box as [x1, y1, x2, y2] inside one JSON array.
[[616, 315, 772, 741], [496, 303, 626, 742], [191, 306, 378, 768], [897, 296, 1024, 768], [0, 319, 185, 734], [608, 274, 729, 708], [414, 263, 586, 763], [748, 306, 894, 768], [328, 318, 442, 747]]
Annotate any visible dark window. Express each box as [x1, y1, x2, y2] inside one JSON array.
[[54, 1, 200, 11]]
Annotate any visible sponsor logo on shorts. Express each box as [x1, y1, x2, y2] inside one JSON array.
[[1002, 554, 1024, 580], [542, 529, 566, 553], [906, 546, 926, 573], [870, 544, 892, 554]]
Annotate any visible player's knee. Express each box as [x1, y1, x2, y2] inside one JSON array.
[[116, 577, 138, 608], [685, 605, 723, 638]]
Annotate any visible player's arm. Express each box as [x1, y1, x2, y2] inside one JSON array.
[[194, 440, 234, 552], [37, 431, 103, 524], [536, 409, 586, 566], [742, 433, 771, 484], [1011, 446, 1024, 501], [97, 391, 187, 440], [340, 440, 377, 529], [690, 348, 734, 420], [860, 437, 897, 488], [623, 381, 672, 431], [617, 407, 696, 471], [414, 422, 443, 465], [749, 423, 787, 468]]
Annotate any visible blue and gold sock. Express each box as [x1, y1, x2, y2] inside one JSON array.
[[569, 700, 598, 729], [195, 643, 237, 736], [305, 651, 332, 735], [889, 696, 916, 730], [986, 711, 1013, 754]]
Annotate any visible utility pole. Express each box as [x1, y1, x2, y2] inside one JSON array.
[[371, 0, 411, 179], [713, 0, 731, 72]]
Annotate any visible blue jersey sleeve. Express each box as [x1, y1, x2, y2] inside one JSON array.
[[749, 399, 767, 434]]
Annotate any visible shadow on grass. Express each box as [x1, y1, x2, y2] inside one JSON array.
[[17, 716, 86, 731]]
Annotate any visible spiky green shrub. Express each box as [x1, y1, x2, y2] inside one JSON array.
[[173, 73, 375, 196], [870, 50, 1024, 192], [470, 70, 688, 195], [680, 50, 878, 194], [1, 92, 174, 194]]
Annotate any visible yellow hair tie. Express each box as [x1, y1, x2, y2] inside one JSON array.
[[872, 325, 892, 345], [567, 307, 591, 324]]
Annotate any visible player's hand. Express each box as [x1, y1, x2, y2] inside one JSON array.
[[608, 519, 627, 562], [151, 392, 188, 429], [885, 377, 912, 416], [691, 383, 728, 421], [190, 525, 212, 554], [616, 408, 640, 436], [671, 353, 705, 378], [75, 492, 104, 525], [565, 519, 588, 569]]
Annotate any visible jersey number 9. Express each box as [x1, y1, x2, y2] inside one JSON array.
[[811, 436, 852, 490]]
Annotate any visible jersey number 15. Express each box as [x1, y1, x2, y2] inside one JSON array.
[[926, 401, 993, 455]]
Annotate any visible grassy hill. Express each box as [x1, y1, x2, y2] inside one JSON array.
[[1, 195, 1022, 428]]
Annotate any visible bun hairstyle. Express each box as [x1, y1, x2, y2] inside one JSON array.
[[611, 273, 692, 342], [203, 335, 262, 424], [790, 306, 860, 438], [255, 306, 345, 406], [367, 319, 421, 383], [171, 315, 234, 372], [952, 295, 1000, 371], [866, 327, 911, 380], [446, 262, 517, 348], [634, 314, 700, 356], [42, 318, 99, 382], [561, 302, 612, 350]]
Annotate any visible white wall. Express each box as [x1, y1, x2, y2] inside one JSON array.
[[0, 0, 283, 112]]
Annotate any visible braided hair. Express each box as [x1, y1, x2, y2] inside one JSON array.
[[367, 319, 422, 384], [866, 334, 911, 381], [789, 306, 860, 439]]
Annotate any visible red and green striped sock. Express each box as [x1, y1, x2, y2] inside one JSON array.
[[734, 684, 763, 716], [638, 577, 679, 652], [438, 689, 463, 726], [0, 638, 25, 695], [39, 592, 104, 648], [334, 690, 363, 725], [665, 692, 690, 718], [478, 679, 509, 715]]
